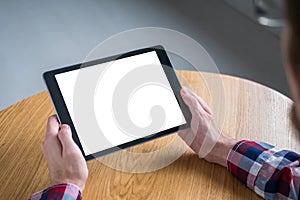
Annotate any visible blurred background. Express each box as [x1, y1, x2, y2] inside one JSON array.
[[0, 0, 287, 110]]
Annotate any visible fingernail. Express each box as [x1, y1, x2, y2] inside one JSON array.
[[61, 124, 69, 130]]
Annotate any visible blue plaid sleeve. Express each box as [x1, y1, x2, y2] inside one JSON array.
[[227, 140, 300, 199]]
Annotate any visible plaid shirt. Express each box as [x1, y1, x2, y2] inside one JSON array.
[[30, 183, 81, 200], [227, 140, 300, 199]]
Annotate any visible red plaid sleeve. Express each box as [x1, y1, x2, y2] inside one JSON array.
[[227, 140, 300, 199], [29, 183, 82, 200]]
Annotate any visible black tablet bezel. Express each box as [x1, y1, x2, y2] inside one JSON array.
[[43, 45, 192, 161]]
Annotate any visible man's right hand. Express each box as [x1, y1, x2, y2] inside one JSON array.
[[41, 115, 89, 191]]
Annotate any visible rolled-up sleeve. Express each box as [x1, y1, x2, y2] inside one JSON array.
[[29, 183, 82, 200], [227, 140, 300, 199]]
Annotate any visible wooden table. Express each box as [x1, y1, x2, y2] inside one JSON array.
[[0, 70, 298, 199]]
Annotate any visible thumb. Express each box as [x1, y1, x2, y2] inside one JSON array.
[[58, 124, 77, 150]]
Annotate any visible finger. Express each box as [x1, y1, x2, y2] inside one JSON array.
[[194, 95, 212, 114], [177, 128, 190, 139], [178, 128, 201, 154], [181, 88, 206, 118], [189, 134, 202, 155], [180, 88, 200, 110], [184, 87, 212, 114], [178, 128, 196, 146], [46, 115, 60, 138], [58, 124, 79, 152]]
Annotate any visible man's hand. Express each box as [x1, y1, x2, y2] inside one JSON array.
[[178, 87, 236, 167], [41, 115, 88, 191]]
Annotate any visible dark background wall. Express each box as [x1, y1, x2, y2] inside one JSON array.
[[0, 0, 287, 110]]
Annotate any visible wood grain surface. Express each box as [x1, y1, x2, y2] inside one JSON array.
[[0, 70, 298, 199]]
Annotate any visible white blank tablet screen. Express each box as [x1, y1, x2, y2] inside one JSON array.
[[55, 51, 186, 156]]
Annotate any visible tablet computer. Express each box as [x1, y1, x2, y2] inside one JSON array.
[[43, 45, 191, 161]]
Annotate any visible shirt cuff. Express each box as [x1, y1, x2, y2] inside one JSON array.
[[226, 140, 275, 190], [30, 183, 82, 200]]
